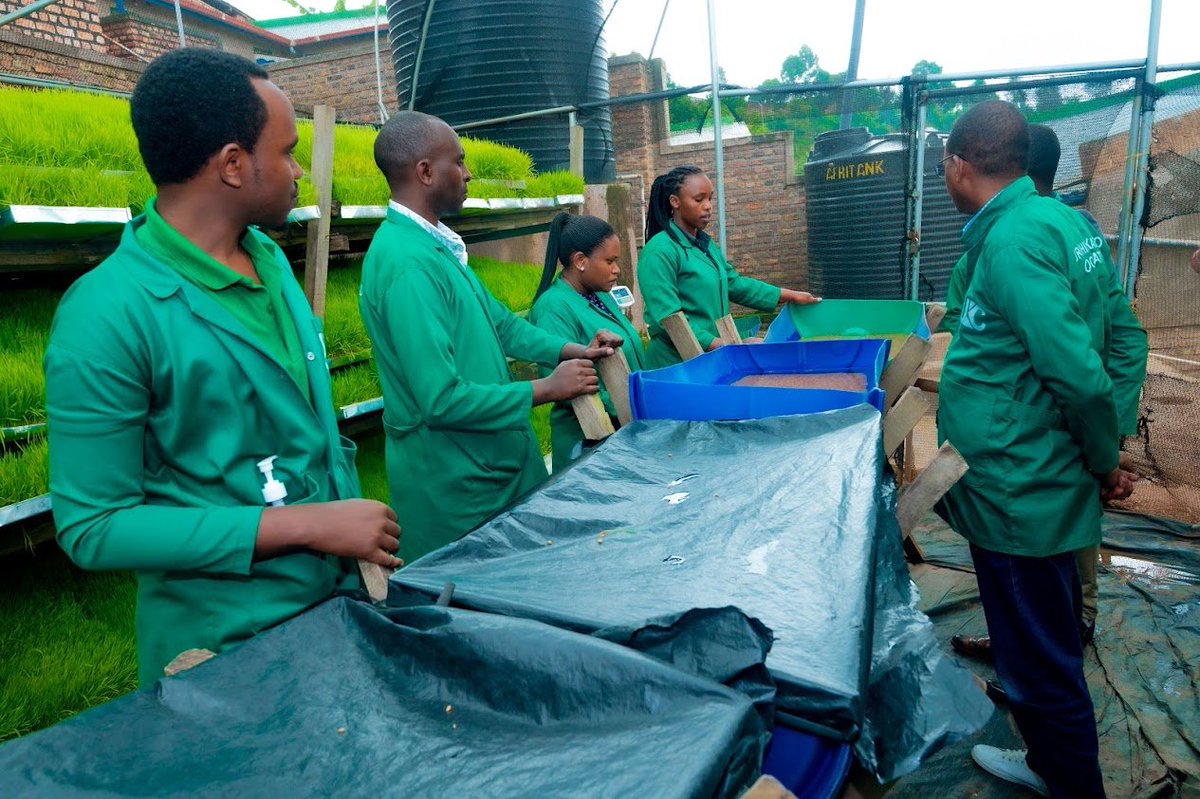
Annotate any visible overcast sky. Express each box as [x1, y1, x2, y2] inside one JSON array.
[[228, 0, 1200, 88]]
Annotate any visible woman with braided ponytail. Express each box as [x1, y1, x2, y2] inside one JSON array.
[[639, 165, 819, 368], [529, 212, 645, 470]]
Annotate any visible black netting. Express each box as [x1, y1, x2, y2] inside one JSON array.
[[1124, 73, 1200, 523]]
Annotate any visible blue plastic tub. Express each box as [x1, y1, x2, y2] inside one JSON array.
[[629, 339, 888, 422], [762, 725, 854, 798]]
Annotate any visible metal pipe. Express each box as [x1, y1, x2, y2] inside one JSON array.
[[1114, 85, 1143, 289], [909, 102, 929, 301], [372, 0, 388, 124], [0, 72, 132, 96], [172, 0, 185, 46], [1124, 0, 1163, 299], [706, 0, 727, 255], [839, 0, 866, 128], [648, 0, 670, 61], [914, 59, 1144, 85], [920, 68, 1143, 101], [408, 0, 437, 110], [0, 0, 59, 27], [1155, 61, 1200, 74], [454, 104, 576, 131]]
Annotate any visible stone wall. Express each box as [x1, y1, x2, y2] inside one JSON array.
[[0, 29, 144, 92], [0, 0, 105, 52]]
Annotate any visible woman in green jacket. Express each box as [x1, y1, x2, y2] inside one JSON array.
[[529, 213, 646, 470], [638, 165, 820, 368]]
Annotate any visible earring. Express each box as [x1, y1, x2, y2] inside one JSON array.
[[577, 265, 586, 272]]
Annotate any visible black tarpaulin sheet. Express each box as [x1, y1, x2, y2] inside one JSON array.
[[389, 407, 992, 780], [0, 598, 766, 799], [892, 511, 1200, 798]]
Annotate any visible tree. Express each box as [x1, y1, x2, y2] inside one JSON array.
[[1034, 84, 1063, 113], [781, 46, 822, 84]]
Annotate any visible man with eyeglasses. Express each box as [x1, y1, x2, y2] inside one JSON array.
[[935, 101, 1146, 798]]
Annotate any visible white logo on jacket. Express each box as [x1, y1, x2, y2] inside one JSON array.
[[961, 297, 988, 332]]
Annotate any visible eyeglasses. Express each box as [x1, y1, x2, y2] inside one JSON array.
[[935, 153, 963, 177]]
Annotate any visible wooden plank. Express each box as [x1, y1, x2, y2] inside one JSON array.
[[896, 441, 968, 538], [879, 334, 932, 408], [571, 393, 616, 440], [739, 775, 797, 799], [883, 386, 932, 456], [358, 561, 393, 603], [661, 311, 704, 361], [596, 349, 633, 426], [303, 104, 336, 317], [163, 648, 215, 677], [924, 301, 947, 334], [568, 121, 585, 178], [715, 314, 742, 344], [913, 377, 939, 394]]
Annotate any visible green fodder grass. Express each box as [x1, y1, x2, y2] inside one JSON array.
[[0, 87, 142, 173], [468, 256, 542, 313], [1, 288, 61, 427], [351, 428, 389, 504], [0, 545, 137, 742], [523, 170, 584, 198], [0, 438, 48, 505], [321, 260, 371, 361], [330, 360, 381, 409], [0, 165, 154, 211], [530, 403, 551, 456], [330, 174, 390, 206], [462, 136, 533, 182]]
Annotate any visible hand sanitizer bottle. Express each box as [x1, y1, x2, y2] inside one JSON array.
[[257, 456, 288, 507]]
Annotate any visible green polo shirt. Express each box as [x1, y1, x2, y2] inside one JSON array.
[[135, 199, 310, 402]]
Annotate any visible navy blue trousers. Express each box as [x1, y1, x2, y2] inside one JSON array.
[[970, 544, 1106, 799]]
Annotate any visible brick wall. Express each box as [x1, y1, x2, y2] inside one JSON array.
[[269, 45, 398, 125], [100, 13, 218, 61], [608, 54, 810, 292], [0, 29, 143, 92], [0, 0, 105, 52]]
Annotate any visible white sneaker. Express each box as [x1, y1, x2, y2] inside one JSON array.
[[971, 745, 1049, 796]]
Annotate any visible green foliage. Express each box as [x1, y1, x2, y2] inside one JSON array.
[[522, 170, 584, 198], [0, 546, 137, 742], [351, 428, 389, 504], [462, 136, 534, 182], [0, 288, 58, 428], [781, 45, 826, 84], [0, 87, 142, 173], [468, 256, 542, 313], [330, 360, 381, 409], [530, 403, 551, 456], [321, 261, 372, 361], [0, 438, 48, 507], [0, 165, 154, 211]]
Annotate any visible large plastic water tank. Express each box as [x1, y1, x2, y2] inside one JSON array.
[[804, 128, 964, 301], [387, 0, 615, 182]]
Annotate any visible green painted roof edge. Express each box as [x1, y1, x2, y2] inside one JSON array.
[[257, 6, 380, 29]]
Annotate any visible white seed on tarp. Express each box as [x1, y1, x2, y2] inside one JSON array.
[[337, 727, 346, 735], [452, 723, 459, 731], [596, 531, 607, 544], [546, 539, 553, 546], [445, 704, 453, 715]]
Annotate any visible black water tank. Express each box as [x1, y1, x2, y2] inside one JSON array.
[[804, 128, 964, 301], [387, 0, 614, 183]]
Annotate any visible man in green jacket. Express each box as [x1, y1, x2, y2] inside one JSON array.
[[937, 101, 1146, 798], [945, 123, 1145, 665], [44, 49, 402, 687], [360, 111, 618, 563]]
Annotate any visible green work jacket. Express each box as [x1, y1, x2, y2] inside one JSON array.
[[359, 209, 570, 563], [937, 177, 1148, 557], [638, 221, 780, 368], [527, 277, 646, 471], [45, 220, 361, 687]]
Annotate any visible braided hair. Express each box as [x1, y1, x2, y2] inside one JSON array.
[[535, 212, 617, 301], [645, 165, 704, 246]]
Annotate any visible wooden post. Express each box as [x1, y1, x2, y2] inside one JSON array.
[[924, 301, 947, 334], [571, 393, 616, 440], [715, 314, 742, 344], [304, 104, 336, 317], [879, 334, 932, 409], [596, 349, 633, 426], [883, 386, 932, 456], [661, 311, 704, 361], [896, 441, 969, 560], [569, 119, 584, 179], [358, 561, 393, 603]]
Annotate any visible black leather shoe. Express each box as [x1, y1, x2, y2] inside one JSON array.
[[951, 634, 993, 661], [985, 679, 1008, 704]]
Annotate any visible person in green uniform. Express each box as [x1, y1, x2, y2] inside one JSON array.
[[935, 101, 1146, 798], [360, 111, 621, 564], [637, 165, 819, 368], [44, 49, 401, 688], [947, 123, 1144, 668], [528, 212, 646, 470]]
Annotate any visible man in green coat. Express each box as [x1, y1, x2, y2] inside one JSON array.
[[44, 49, 402, 687], [360, 111, 618, 563], [936, 101, 1146, 798]]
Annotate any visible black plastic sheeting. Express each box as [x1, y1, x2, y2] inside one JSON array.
[[892, 511, 1200, 798], [0, 598, 766, 799], [389, 407, 993, 780]]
